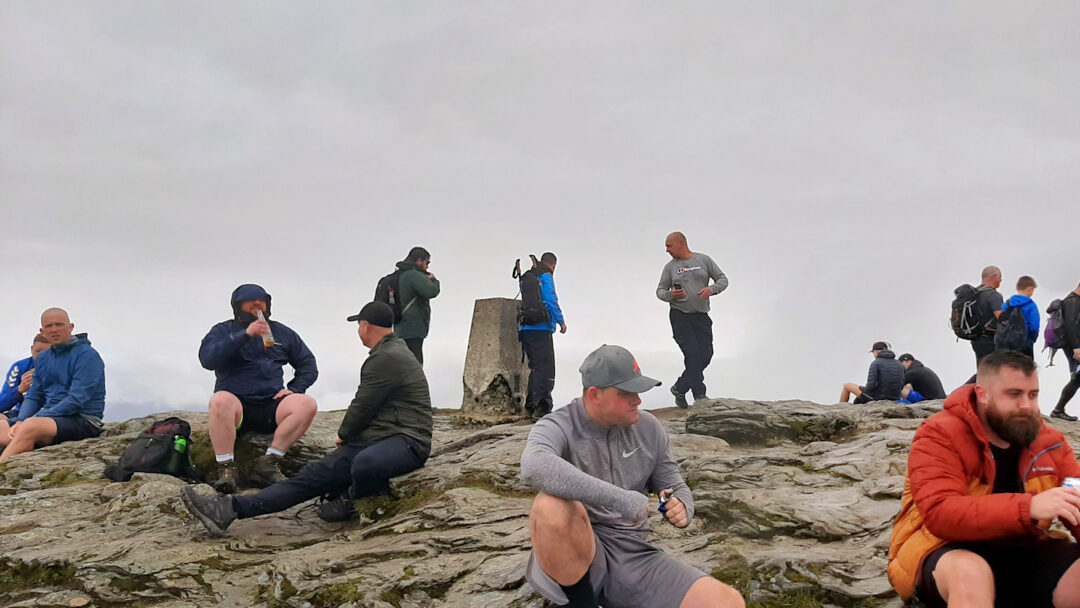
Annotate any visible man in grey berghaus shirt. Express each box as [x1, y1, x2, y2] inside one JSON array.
[[520, 345, 744, 608], [656, 232, 729, 408]]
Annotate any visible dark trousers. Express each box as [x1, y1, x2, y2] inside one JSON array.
[[233, 435, 429, 519], [670, 309, 713, 398], [965, 336, 998, 384], [521, 330, 555, 416], [1056, 356, 1080, 412], [404, 338, 424, 365]]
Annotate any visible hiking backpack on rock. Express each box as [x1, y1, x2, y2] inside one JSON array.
[[1044, 299, 1066, 365], [994, 305, 1030, 352], [104, 417, 199, 482], [512, 255, 549, 327], [951, 284, 989, 340]]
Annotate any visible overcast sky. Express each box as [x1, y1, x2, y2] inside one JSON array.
[[2, 2, 1076, 421]]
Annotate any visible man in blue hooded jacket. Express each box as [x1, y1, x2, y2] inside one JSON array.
[[199, 284, 318, 493], [519, 252, 567, 418], [0, 333, 50, 421], [0, 308, 106, 462], [998, 275, 1041, 359]]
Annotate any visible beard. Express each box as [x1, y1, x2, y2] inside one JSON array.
[[985, 403, 1042, 448]]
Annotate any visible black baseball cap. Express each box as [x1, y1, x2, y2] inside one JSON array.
[[898, 353, 915, 362], [346, 302, 394, 328], [870, 341, 890, 352]]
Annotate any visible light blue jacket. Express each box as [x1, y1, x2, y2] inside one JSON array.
[[16, 334, 106, 421], [519, 272, 565, 333]]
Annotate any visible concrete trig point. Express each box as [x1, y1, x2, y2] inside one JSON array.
[[460, 298, 530, 422]]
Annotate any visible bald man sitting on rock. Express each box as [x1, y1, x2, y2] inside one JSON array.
[[0, 308, 106, 462]]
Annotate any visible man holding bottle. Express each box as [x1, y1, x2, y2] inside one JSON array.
[[198, 284, 319, 493]]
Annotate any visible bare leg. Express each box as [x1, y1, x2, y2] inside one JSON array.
[[840, 383, 862, 403], [0, 417, 10, 449], [270, 394, 317, 452], [208, 391, 243, 456], [902, 383, 913, 399], [528, 492, 596, 585], [0, 417, 58, 462], [1052, 554, 1080, 608], [933, 549, 994, 608], [679, 576, 745, 608]]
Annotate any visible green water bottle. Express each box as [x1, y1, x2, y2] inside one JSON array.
[[167, 436, 188, 474]]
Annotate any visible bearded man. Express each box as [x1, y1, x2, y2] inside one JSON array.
[[888, 349, 1080, 608]]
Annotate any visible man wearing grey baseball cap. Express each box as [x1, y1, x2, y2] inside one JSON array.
[[519, 345, 744, 608]]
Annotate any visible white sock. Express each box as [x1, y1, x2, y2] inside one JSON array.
[[215, 453, 234, 463], [266, 447, 285, 457]]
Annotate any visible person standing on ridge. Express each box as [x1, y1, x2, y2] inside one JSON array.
[[997, 275, 1040, 359], [656, 232, 728, 408], [1050, 281, 1080, 422], [198, 284, 319, 493], [393, 246, 440, 365], [519, 252, 566, 419]]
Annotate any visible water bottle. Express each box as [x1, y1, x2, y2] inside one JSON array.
[[256, 310, 276, 348], [167, 436, 188, 474]]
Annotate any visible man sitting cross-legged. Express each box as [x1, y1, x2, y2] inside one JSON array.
[[889, 349, 1080, 608], [520, 344, 744, 608], [182, 302, 433, 535]]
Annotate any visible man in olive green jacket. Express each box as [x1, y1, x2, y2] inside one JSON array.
[[394, 246, 440, 364], [181, 302, 433, 535]]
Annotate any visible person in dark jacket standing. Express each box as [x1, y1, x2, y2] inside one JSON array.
[[519, 252, 567, 419], [0, 308, 106, 462], [198, 284, 319, 493], [181, 302, 433, 536], [656, 232, 728, 408], [1050, 281, 1080, 422], [898, 353, 947, 403], [841, 341, 906, 404], [393, 246, 441, 365]]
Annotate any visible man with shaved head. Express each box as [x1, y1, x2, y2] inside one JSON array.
[[0, 308, 106, 462], [656, 232, 728, 408], [962, 266, 1006, 385]]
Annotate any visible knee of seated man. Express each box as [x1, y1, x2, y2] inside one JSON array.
[[529, 493, 586, 529], [935, 550, 994, 586]]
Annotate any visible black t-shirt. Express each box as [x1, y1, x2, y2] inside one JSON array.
[[977, 287, 1004, 333], [991, 443, 1023, 494]]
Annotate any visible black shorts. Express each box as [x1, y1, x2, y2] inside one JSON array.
[[853, 387, 874, 404], [916, 537, 1080, 608], [49, 415, 103, 445], [238, 396, 285, 435]]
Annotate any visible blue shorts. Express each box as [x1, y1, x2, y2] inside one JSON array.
[[907, 390, 926, 403], [50, 415, 103, 445]]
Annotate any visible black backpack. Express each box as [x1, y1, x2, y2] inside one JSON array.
[[995, 305, 1030, 352], [104, 417, 198, 482], [513, 256, 549, 326], [374, 268, 408, 324], [951, 284, 989, 341]]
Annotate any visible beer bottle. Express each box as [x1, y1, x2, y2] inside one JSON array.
[[256, 310, 276, 348]]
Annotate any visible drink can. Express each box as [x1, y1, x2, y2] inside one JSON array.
[[1063, 477, 1080, 489]]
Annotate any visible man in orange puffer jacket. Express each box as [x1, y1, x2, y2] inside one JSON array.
[[889, 349, 1080, 607]]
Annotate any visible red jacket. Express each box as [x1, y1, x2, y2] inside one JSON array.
[[888, 384, 1080, 599]]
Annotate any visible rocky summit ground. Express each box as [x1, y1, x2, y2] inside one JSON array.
[[3, 397, 1067, 608]]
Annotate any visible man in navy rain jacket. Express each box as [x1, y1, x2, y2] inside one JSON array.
[[519, 252, 567, 419], [199, 284, 318, 493], [0, 309, 106, 462], [0, 333, 50, 421]]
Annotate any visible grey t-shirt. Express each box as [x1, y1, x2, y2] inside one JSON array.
[[519, 398, 694, 536], [656, 252, 729, 314]]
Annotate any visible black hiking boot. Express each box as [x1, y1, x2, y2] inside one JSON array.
[[212, 460, 238, 494], [251, 454, 286, 487], [317, 495, 357, 523], [1051, 408, 1078, 422], [180, 486, 236, 536], [671, 386, 689, 409]]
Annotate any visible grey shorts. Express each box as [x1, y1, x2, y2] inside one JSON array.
[[526, 524, 706, 607]]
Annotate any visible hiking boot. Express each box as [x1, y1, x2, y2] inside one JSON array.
[[693, 395, 711, 405], [251, 454, 286, 487], [317, 495, 357, 523], [671, 386, 689, 409], [212, 460, 237, 494], [180, 486, 236, 536], [1051, 408, 1078, 422]]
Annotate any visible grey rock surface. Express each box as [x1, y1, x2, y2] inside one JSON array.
[[3, 396, 1052, 607]]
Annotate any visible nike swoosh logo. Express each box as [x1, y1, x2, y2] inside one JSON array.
[[622, 447, 640, 458]]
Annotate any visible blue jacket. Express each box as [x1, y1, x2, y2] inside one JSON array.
[[1003, 295, 1040, 346], [15, 334, 105, 421], [0, 356, 33, 416], [519, 271, 565, 333]]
